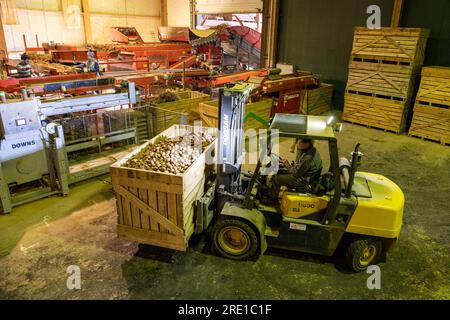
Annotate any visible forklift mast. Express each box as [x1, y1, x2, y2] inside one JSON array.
[[216, 84, 253, 194]]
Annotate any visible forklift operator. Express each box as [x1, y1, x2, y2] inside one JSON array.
[[269, 138, 323, 199]]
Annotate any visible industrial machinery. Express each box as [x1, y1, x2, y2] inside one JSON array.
[[111, 27, 145, 45], [189, 26, 261, 70], [194, 68, 319, 116], [0, 73, 98, 93], [194, 85, 404, 272], [257, 71, 320, 114], [0, 82, 138, 214]]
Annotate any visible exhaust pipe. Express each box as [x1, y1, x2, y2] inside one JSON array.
[[345, 143, 363, 199]]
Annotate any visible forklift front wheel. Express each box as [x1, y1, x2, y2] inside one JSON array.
[[212, 218, 259, 261], [346, 237, 383, 272]]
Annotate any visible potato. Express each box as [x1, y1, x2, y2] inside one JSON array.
[[124, 132, 215, 174]]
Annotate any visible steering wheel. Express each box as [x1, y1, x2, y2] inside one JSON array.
[[270, 153, 285, 164]]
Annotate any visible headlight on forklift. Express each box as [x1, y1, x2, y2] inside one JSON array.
[[333, 123, 343, 133], [326, 116, 343, 133], [327, 116, 334, 125]]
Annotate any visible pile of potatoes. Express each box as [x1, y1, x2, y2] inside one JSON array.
[[28, 53, 78, 74], [124, 132, 215, 174]]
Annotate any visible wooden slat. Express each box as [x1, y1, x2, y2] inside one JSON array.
[[167, 193, 178, 226], [157, 191, 168, 234], [126, 169, 141, 229], [115, 185, 184, 236], [138, 188, 150, 231], [116, 195, 124, 225], [114, 174, 184, 194], [148, 189, 160, 232], [121, 196, 133, 227], [351, 27, 429, 65], [117, 225, 186, 252], [129, 186, 141, 229], [176, 194, 184, 233]]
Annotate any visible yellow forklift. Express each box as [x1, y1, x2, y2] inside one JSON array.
[[195, 85, 405, 272]]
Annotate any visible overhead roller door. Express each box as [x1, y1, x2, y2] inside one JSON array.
[[194, 0, 263, 14]]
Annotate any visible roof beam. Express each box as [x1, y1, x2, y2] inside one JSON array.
[[81, 0, 93, 44]]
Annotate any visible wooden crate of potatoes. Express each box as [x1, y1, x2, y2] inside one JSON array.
[[344, 92, 409, 134], [300, 83, 333, 115], [409, 67, 450, 144], [198, 99, 273, 131], [351, 27, 430, 65], [111, 125, 217, 251]]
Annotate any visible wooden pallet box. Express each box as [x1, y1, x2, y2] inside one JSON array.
[[198, 100, 220, 128], [150, 91, 211, 134], [299, 83, 333, 115], [111, 125, 217, 251], [409, 103, 450, 145], [347, 61, 420, 100], [351, 27, 430, 65], [415, 66, 450, 106], [343, 92, 409, 133], [409, 67, 450, 144], [197, 99, 272, 130]]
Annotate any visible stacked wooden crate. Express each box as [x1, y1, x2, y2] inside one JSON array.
[[150, 91, 211, 135], [409, 67, 450, 145], [198, 100, 220, 127], [111, 125, 217, 251], [344, 27, 430, 133], [243, 99, 273, 130], [197, 99, 273, 131], [102, 106, 152, 143], [300, 83, 334, 115]]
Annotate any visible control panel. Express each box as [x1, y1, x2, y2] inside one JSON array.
[[0, 100, 41, 136]]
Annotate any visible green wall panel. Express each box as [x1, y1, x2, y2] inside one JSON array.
[[401, 0, 450, 67], [277, 0, 394, 109], [277, 0, 450, 110]]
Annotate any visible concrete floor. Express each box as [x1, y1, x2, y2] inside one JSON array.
[[0, 124, 449, 300]]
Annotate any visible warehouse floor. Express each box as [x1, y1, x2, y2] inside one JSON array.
[[0, 124, 449, 300]]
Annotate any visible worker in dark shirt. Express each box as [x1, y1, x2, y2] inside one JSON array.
[[76, 50, 101, 76], [269, 138, 323, 199], [16, 53, 34, 78]]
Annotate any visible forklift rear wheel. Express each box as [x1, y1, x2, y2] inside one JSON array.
[[346, 237, 382, 272], [212, 219, 259, 260]]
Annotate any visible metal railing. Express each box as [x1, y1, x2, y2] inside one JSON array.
[[53, 104, 188, 155]]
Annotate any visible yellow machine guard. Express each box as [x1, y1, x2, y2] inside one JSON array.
[[280, 193, 330, 219], [346, 173, 404, 239]]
